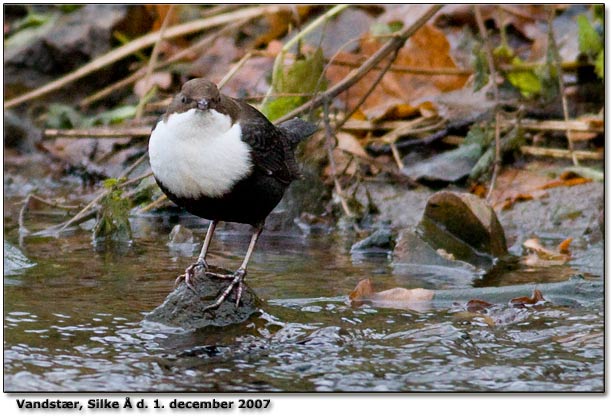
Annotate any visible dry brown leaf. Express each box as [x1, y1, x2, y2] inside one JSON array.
[[521, 237, 571, 266], [557, 237, 573, 255], [510, 289, 544, 307], [349, 279, 434, 305], [325, 132, 368, 177], [539, 177, 592, 190], [134, 72, 172, 97], [466, 299, 493, 313], [326, 24, 468, 121]]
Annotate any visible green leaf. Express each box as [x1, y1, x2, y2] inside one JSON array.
[[472, 46, 489, 92], [370, 21, 403, 36], [506, 58, 542, 98], [88, 105, 137, 126], [594, 49, 604, 79], [45, 104, 85, 129], [261, 47, 326, 121], [577, 14, 602, 57]]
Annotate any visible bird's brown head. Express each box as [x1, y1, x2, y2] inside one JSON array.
[[166, 78, 222, 118]]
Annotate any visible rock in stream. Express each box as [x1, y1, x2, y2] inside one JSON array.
[[145, 266, 260, 330]]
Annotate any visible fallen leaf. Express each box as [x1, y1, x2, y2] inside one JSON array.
[[466, 299, 493, 313], [521, 237, 572, 266], [510, 289, 545, 307], [326, 23, 468, 121], [349, 279, 434, 309], [557, 238, 573, 255], [134, 72, 172, 97]]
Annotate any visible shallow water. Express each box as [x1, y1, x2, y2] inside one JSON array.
[[2, 162, 604, 392], [4, 213, 604, 392]]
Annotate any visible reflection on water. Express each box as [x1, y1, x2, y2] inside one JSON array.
[[3, 195, 604, 391]]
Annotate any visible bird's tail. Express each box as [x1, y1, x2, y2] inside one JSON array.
[[278, 118, 318, 149]]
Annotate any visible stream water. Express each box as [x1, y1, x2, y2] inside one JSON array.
[[3, 163, 604, 392]]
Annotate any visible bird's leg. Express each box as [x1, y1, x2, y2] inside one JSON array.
[[175, 220, 217, 291], [203, 226, 263, 310]]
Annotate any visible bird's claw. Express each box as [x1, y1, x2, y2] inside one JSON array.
[[175, 258, 208, 292], [202, 268, 247, 311]]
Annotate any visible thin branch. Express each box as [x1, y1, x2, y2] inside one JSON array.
[[5, 5, 283, 109], [80, 18, 251, 108], [322, 99, 354, 218], [547, 6, 579, 166], [218, 52, 254, 89], [335, 48, 399, 130], [274, 5, 443, 124], [475, 5, 502, 202], [135, 5, 175, 120]]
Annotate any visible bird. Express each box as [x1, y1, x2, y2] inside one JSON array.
[[148, 78, 318, 310]]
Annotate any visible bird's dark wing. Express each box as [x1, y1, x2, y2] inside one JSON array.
[[235, 101, 299, 184]]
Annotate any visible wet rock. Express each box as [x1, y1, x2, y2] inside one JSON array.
[[4, 241, 36, 276], [356, 183, 434, 230], [420, 191, 509, 260], [167, 224, 196, 257], [145, 266, 260, 330], [3, 110, 41, 152], [351, 228, 394, 254], [393, 229, 478, 288], [5, 5, 151, 90], [392, 191, 512, 284], [168, 224, 194, 245], [401, 143, 482, 183]]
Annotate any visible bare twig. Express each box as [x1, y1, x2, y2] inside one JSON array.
[[547, 6, 579, 166], [330, 58, 473, 76], [336, 49, 400, 130], [475, 5, 502, 202], [520, 146, 602, 160], [322, 99, 354, 218], [275, 5, 443, 124], [218, 52, 254, 89], [135, 5, 175, 120], [5, 5, 283, 109], [80, 18, 251, 108], [138, 194, 169, 213], [44, 126, 151, 138]]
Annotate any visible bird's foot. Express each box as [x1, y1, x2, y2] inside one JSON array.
[[202, 268, 247, 311], [175, 258, 208, 292]]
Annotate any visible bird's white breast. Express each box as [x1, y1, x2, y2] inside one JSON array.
[[149, 108, 253, 198]]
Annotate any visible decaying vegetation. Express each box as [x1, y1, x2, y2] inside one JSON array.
[[4, 4, 603, 241]]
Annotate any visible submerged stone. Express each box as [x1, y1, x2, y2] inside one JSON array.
[[4, 241, 36, 276], [145, 266, 260, 330]]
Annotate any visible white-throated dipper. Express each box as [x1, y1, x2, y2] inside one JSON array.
[[149, 78, 317, 310]]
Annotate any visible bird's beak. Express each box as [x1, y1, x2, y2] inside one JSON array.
[[196, 99, 209, 111]]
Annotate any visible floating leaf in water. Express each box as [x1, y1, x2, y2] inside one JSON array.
[[349, 278, 434, 310], [466, 299, 493, 313], [510, 289, 544, 307]]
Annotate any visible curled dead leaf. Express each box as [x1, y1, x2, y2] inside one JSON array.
[[522, 237, 572, 266], [510, 289, 545, 307], [466, 299, 493, 313], [557, 238, 573, 255], [349, 279, 434, 309]]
